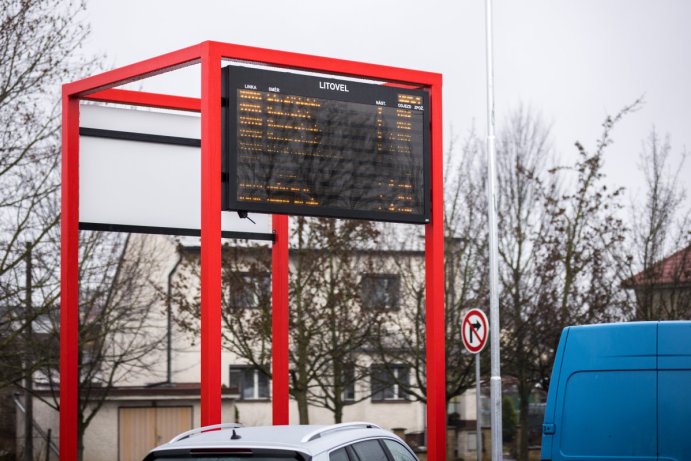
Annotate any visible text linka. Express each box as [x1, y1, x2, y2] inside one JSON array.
[[319, 81, 350, 92]]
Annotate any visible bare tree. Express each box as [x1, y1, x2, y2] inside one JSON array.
[[300, 219, 385, 422], [0, 3, 165, 456], [374, 110, 554, 460], [22, 233, 167, 461], [623, 128, 690, 319], [0, 0, 96, 385], [174, 217, 384, 424], [368, 129, 488, 405], [494, 106, 554, 461], [451, 104, 636, 461], [443, 130, 490, 402], [534, 101, 641, 398], [0, 2, 100, 458]]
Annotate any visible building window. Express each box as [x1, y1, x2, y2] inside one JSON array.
[[360, 273, 400, 310], [371, 364, 409, 401], [229, 366, 270, 400], [229, 271, 270, 309]]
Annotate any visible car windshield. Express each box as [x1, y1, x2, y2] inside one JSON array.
[[146, 449, 309, 461], [153, 458, 299, 461]]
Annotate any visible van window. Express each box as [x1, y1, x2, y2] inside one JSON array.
[[560, 370, 656, 457]]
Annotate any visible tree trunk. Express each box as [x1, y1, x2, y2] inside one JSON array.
[[24, 243, 33, 461], [332, 364, 343, 424], [333, 378, 343, 424], [77, 418, 86, 461], [518, 382, 530, 461], [296, 389, 309, 424]]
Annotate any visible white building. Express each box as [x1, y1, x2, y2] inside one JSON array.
[[19, 233, 489, 461]]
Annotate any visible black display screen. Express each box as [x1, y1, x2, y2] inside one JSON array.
[[222, 66, 430, 223]]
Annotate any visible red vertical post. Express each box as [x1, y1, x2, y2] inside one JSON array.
[[425, 76, 446, 461], [60, 91, 79, 461], [200, 43, 223, 426], [271, 214, 290, 424]]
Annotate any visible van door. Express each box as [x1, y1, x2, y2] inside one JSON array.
[[540, 327, 570, 460], [558, 369, 656, 459], [657, 322, 691, 461], [542, 323, 658, 461]]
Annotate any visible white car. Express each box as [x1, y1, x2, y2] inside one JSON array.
[[142, 422, 419, 461]]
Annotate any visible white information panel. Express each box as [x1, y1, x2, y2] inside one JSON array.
[[79, 104, 272, 238]]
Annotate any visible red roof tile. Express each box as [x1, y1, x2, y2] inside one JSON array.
[[624, 245, 691, 288]]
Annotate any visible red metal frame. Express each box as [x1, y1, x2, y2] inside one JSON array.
[[199, 43, 223, 427], [60, 90, 80, 461], [61, 41, 444, 460], [426, 81, 446, 460], [83, 88, 201, 112], [271, 214, 290, 424]]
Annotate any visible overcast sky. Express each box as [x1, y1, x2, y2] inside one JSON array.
[[82, 0, 690, 205]]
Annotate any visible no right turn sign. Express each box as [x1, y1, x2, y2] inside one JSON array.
[[461, 308, 489, 354]]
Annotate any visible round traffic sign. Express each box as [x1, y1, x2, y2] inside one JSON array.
[[461, 308, 489, 354]]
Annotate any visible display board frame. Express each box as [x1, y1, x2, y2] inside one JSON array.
[[222, 65, 431, 224]]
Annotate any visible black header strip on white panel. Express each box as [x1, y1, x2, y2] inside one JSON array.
[[79, 127, 201, 147], [79, 222, 275, 242]]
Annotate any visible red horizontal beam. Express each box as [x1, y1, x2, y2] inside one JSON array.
[[64, 43, 203, 97], [208, 41, 441, 87], [64, 41, 440, 100], [83, 89, 201, 112]]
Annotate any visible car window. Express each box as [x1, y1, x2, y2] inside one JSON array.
[[351, 440, 388, 461], [382, 440, 417, 461], [329, 447, 349, 461]]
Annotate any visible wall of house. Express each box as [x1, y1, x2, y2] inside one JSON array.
[[111, 235, 181, 388], [17, 397, 59, 461], [634, 285, 691, 319], [232, 398, 426, 433], [82, 398, 236, 461], [37, 233, 483, 459], [161, 237, 459, 436], [21, 396, 237, 461]]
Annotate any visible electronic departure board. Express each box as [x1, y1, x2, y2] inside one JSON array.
[[222, 66, 430, 223]]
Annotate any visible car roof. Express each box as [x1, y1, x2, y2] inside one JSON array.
[[146, 422, 406, 459]]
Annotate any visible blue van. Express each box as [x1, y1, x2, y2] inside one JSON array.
[[540, 321, 691, 461]]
